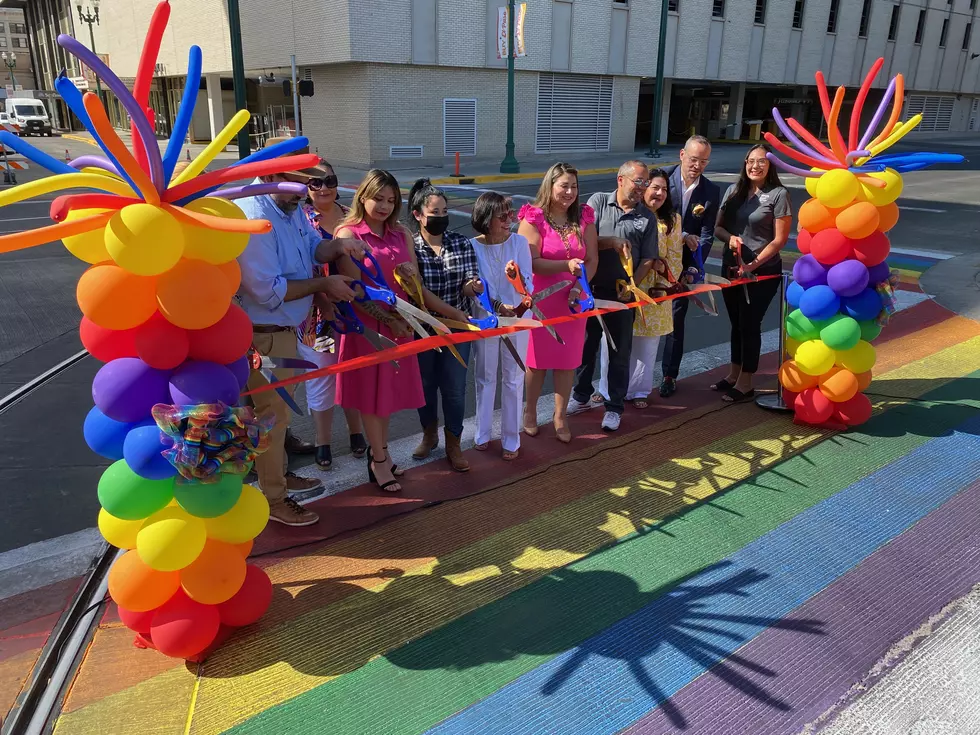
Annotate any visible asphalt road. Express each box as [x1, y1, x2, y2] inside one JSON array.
[[0, 135, 977, 552]]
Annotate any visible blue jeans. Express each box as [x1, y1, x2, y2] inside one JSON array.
[[417, 341, 471, 437]]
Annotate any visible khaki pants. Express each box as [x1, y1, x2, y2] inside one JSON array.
[[246, 330, 297, 505]]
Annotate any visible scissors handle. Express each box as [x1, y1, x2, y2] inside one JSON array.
[[355, 251, 385, 283], [570, 268, 595, 313], [330, 302, 365, 335], [468, 277, 499, 330], [352, 280, 396, 306]]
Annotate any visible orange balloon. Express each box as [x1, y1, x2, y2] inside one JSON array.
[[778, 360, 818, 392], [233, 540, 254, 558], [77, 263, 158, 330], [798, 199, 839, 233], [877, 201, 899, 233], [818, 366, 859, 403], [855, 370, 873, 391], [836, 201, 880, 240], [180, 539, 247, 605], [108, 550, 181, 612], [156, 259, 233, 329], [217, 259, 241, 293]]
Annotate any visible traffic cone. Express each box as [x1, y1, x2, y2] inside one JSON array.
[[65, 149, 71, 163]]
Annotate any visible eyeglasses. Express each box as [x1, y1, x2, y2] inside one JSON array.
[[746, 159, 768, 169], [685, 157, 709, 166], [626, 178, 650, 188], [308, 175, 339, 191], [496, 208, 514, 221]]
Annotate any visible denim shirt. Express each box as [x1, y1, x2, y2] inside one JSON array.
[[236, 182, 324, 328]]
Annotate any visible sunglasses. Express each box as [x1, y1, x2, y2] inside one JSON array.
[[308, 175, 339, 191]]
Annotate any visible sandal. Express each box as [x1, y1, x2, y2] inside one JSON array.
[[383, 445, 404, 476], [502, 448, 519, 461], [349, 433, 368, 459], [315, 445, 332, 469], [367, 449, 401, 493], [632, 398, 649, 410], [590, 393, 604, 404], [711, 379, 735, 392], [474, 442, 490, 451], [722, 388, 756, 403]]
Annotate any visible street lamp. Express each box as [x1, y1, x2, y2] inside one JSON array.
[[647, 0, 669, 158], [498, 0, 520, 174], [0, 51, 16, 90], [76, 0, 102, 98]]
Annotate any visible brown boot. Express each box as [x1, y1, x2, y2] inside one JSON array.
[[413, 423, 439, 459], [268, 497, 319, 527], [444, 429, 469, 472]]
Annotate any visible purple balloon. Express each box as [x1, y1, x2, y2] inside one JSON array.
[[225, 356, 251, 391], [169, 361, 240, 406], [92, 358, 171, 424], [827, 259, 870, 298], [792, 254, 828, 289], [867, 261, 891, 285]]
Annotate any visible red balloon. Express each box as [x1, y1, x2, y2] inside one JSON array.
[[187, 304, 254, 365], [794, 387, 834, 424], [149, 589, 221, 659], [851, 231, 890, 267], [834, 392, 873, 426], [809, 229, 853, 266], [80, 317, 137, 362], [118, 605, 156, 635], [134, 313, 190, 370], [782, 388, 799, 405], [217, 564, 273, 627], [797, 229, 812, 255]]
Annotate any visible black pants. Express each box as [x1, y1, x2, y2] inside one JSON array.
[[660, 297, 689, 380], [721, 277, 781, 374], [573, 308, 635, 415]]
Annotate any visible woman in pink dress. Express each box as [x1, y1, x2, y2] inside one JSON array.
[[517, 162, 598, 443], [335, 169, 424, 493]]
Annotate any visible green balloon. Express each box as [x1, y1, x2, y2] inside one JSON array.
[[819, 314, 861, 351], [785, 309, 822, 341], [860, 320, 882, 342], [173, 472, 244, 518], [97, 460, 174, 521]]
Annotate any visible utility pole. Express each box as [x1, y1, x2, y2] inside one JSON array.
[[499, 0, 520, 174], [647, 0, 669, 158], [76, 0, 101, 100], [290, 54, 301, 137], [226, 0, 250, 158]]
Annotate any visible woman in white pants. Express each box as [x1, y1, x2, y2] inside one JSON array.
[[597, 169, 683, 408], [469, 193, 532, 461]]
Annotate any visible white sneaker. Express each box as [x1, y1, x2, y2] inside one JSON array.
[[566, 397, 593, 415], [601, 411, 621, 432]]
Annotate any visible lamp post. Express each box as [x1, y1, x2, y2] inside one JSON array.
[[1, 51, 16, 90], [226, 0, 250, 159], [76, 0, 102, 99], [647, 0, 669, 157], [499, 0, 519, 174]]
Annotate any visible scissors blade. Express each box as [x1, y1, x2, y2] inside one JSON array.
[[593, 298, 631, 312], [531, 281, 569, 303], [501, 335, 527, 373], [496, 316, 542, 329], [362, 330, 401, 368], [259, 368, 304, 415], [255, 356, 318, 370], [595, 313, 617, 352], [529, 303, 564, 344], [394, 297, 452, 336]]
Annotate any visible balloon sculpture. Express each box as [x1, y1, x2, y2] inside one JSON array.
[[765, 58, 962, 428], [0, 1, 316, 660]]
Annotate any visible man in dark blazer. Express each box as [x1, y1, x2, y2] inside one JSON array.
[[660, 135, 720, 397]]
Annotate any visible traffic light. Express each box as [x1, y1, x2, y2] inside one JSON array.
[[282, 80, 314, 97]]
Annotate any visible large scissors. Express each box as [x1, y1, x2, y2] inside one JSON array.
[[732, 245, 756, 304], [569, 265, 626, 353], [469, 277, 539, 373], [247, 348, 318, 415], [328, 301, 400, 368], [504, 261, 565, 345], [639, 260, 723, 316]]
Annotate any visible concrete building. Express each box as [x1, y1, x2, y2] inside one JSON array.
[[10, 0, 980, 165], [0, 7, 35, 93]]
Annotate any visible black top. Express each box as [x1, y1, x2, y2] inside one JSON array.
[[719, 184, 792, 277]]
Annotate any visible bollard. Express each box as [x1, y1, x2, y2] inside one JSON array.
[[65, 149, 71, 163], [185, 148, 191, 161], [454, 151, 460, 177], [756, 271, 793, 412]]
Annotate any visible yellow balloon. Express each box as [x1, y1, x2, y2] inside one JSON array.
[[859, 168, 903, 207], [815, 169, 860, 209], [204, 484, 270, 544], [98, 508, 142, 549], [795, 339, 837, 376], [63, 208, 111, 263], [837, 340, 876, 374], [136, 505, 207, 572], [786, 336, 801, 358], [805, 168, 822, 197], [104, 203, 185, 276], [183, 198, 249, 265]]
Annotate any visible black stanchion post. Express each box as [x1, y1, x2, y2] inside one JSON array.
[[757, 271, 794, 412]]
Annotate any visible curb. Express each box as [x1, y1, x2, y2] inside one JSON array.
[[429, 160, 680, 187], [61, 133, 99, 147]]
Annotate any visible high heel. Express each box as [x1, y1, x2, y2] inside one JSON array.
[[553, 419, 572, 444], [383, 445, 405, 476], [367, 448, 401, 493], [523, 411, 539, 437]]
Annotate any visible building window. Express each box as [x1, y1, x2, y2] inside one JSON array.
[[12, 37, 27, 48], [793, 0, 805, 29], [0, 38, 6, 48], [10, 22, 25, 34], [755, 0, 767, 24], [668, 0, 678, 11], [0, 23, 5, 33], [859, 0, 872, 37], [888, 4, 900, 40], [940, 17, 949, 47], [826, 0, 840, 32], [712, 0, 725, 19], [535, 73, 614, 154], [914, 9, 925, 44], [964, 22, 972, 50]]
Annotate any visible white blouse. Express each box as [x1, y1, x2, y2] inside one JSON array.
[[469, 233, 534, 309]]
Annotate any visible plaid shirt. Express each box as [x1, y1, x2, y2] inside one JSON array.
[[413, 230, 480, 313]]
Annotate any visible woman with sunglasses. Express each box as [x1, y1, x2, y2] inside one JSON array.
[[298, 159, 368, 469], [469, 192, 532, 461], [713, 143, 792, 402]]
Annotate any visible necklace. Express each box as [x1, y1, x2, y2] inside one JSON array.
[[481, 234, 508, 296], [545, 212, 575, 258]]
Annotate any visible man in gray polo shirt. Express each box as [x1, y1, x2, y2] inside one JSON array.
[[568, 160, 659, 432]]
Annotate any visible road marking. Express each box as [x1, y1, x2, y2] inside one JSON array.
[[897, 205, 946, 213], [0, 215, 54, 222]]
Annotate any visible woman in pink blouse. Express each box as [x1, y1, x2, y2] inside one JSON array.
[[517, 162, 598, 443]]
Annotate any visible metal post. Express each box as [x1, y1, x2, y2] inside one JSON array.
[[499, 0, 519, 174], [87, 24, 101, 98], [226, 0, 250, 159], [2, 144, 15, 185], [757, 271, 794, 412], [290, 54, 301, 137], [647, 0, 669, 158]]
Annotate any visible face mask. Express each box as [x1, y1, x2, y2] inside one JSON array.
[[423, 215, 450, 236]]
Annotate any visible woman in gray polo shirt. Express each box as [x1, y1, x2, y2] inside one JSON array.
[[713, 144, 793, 402]]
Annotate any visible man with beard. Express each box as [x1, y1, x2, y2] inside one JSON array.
[[237, 143, 370, 527]]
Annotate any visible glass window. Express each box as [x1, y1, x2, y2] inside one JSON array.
[[12, 37, 28, 48], [964, 22, 972, 50], [793, 0, 805, 29], [755, 0, 767, 24], [939, 17, 949, 47], [668, 0, 678, 10], [712, 0, 724, 18], [0, 23, 6, 33], [0, 38, 7, 48], [888, 5, 900, 41], [914, 10, 925, 44], [827, 0, 840, 33], [859, 0, 872, 37]]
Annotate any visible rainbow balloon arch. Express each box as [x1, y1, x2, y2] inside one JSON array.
[[0, 1, 328, 660], [764, 58, 962, 428]]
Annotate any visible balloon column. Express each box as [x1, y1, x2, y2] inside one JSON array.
[[764, 58, 963, 428], [0, 1, 315, 660]]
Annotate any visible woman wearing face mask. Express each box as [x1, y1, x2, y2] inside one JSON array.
[[406, 178, 483, 472], [714, 143, 792, 402], [298, 158, 368, 469]]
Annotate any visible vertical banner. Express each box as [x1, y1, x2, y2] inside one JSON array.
[[515, 3, 527, 58], [497, 4, 528, 59], [497, 7, 509, 59]]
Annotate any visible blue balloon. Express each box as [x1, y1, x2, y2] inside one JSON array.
[[842, 288, 883, 322], [123, 419, 176, 481], [163, 45, 203, 185], [83, 406, 134, 461], [786, 281, 805, 309], [798, 284, 841, 322]]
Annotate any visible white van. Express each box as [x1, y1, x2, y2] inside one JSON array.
[[4, 98, 52, 136]]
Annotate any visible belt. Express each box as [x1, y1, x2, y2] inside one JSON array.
[[252, 324, 295, 334]]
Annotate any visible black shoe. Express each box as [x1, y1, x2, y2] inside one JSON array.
[[315, 445, 333, 469], [285, 430, 315, 455], [660, 377, 676, 398], [349, 433, 368, 459]]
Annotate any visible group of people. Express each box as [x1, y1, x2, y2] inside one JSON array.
[[236, 135, 793, 529]]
